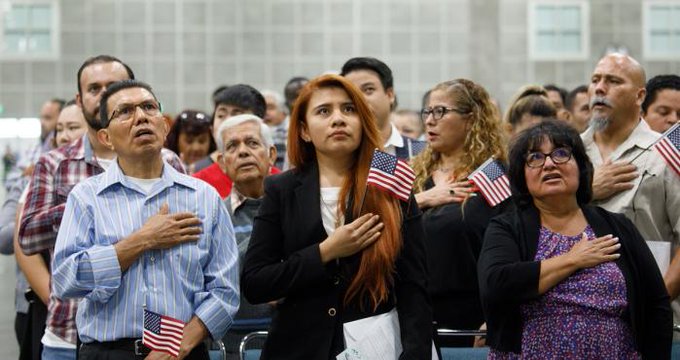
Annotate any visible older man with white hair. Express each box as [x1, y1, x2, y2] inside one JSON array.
[[215, 114, 277, 357]]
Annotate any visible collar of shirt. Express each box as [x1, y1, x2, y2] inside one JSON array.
[[96, 157, 195, 196], [80, 134, 94, 163], [384, 123, 405, 154], [581, 119, 659, 163], [229, 186, 263, 212]]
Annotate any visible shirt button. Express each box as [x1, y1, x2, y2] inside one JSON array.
[[150, 256, 155, 262], [328, 308, 336, 317], [333, 276, 340, 285]]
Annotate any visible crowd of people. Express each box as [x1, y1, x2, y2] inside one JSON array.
[[0, 51, 678, 360]]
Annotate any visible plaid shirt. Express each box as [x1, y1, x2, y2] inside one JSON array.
[[18, 134, 185, 344]]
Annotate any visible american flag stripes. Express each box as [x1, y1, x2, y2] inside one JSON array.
[[143, 309, 185, 357], [468, 157, 511, 207], [654, 122, 680, 177], [367, 149, 415, 201]]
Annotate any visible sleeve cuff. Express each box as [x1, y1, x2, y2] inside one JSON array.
[[86, 245, 123, 303], [194, 295, 237, 340]]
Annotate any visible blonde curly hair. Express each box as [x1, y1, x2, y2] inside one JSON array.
[[412, 79, 507, 193]]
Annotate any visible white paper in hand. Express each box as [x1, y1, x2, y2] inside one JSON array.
[[646, 240, 671, 275], [342, 308, 438, 360]]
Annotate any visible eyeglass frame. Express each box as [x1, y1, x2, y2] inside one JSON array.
[[108, 100, 163, 123], [525, 147, 573, 168], [420, 106, 468, 122]]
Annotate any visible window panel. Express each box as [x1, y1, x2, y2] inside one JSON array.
[[559, 6, 580, 31], [5, 5, 29, 30], [530, 2, 587, 60], [30, 5, 52, 30], [4, 33, 26, 52], [649, 7, 671, 30], [560, 33, 580, 52], [30, 33, 52, 52], [645, 3, 680, 58], [1, 1, 58, 58], [650, 34, 669, 55], [535, 6, 554, 30], [536, 32, 555, 53]]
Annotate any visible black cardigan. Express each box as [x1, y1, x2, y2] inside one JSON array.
[[477, 204, 672, 359], [241, 164, 433, 359]]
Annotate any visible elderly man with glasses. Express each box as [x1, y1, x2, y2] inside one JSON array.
[[51, 80, 240, 360]]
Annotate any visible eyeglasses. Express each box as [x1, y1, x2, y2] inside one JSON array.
[[109, 101, 161, 123], [525, 147, 573, 168], [420, 106, 467, 122]]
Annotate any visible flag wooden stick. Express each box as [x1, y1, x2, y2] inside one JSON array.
[[358, 184, 368, 215]]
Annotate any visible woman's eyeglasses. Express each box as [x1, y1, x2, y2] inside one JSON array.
[[420, 106, 467, 122], [525, 147, 573, 168]]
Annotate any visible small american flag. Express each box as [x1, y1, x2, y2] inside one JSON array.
[[654, 122, 680, 177], [468, 157, 511, 207], [143, 308, 185, 357], [367, 149, 415, 201]]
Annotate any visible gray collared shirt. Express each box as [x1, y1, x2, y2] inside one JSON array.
[[582, 120, 680, 247]]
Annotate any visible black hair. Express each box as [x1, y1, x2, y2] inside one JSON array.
[[64, 99, 77, 107], [77, 55, 135, 96], [543, 84, 568, 105], [98, 80, 157, 129], [165, 110, 216, 155], [213, 84, 266, 119], [212, 85, 229, 103], [642, 75, 680, 114], [340, 57, 394, 92], [508, 119, 593, 207], [284, 76, 309, 111], [565, 85, 588, 112], [49, 98, 66, 112]]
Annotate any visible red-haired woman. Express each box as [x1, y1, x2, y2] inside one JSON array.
[[242, 74, 432, 359]]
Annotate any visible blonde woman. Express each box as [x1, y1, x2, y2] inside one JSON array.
[[413, 79, 508, 348]]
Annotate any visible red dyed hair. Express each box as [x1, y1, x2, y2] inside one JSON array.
[[287, 74, 403, 310]]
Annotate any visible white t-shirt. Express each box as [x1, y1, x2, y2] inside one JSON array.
[[97, 157, 115, 171], [125, 176, 162, 194], [320, 187, 343, 236]]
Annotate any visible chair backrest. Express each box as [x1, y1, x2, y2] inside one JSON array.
[[207, 339, 226, 360], [436, 328, 488, 360], [239, 331, 268, 360]]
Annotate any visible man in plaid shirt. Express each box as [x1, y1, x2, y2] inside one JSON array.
[[18, 55, 185, 360]]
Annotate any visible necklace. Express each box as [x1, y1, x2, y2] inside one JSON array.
[[320, 191, 344, 229]]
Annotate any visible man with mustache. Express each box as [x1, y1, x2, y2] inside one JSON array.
[[52, 80, 239, 359], [582, 53, 680, 316], [19, 55, 184, 360]]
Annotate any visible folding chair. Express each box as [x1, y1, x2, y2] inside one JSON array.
[[437, 328, 489, 360], [206, 338, 227, 360], [239, 331, 268, 360]]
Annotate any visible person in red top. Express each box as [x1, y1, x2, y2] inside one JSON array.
[[193, 154, 280, 198], [193, 84, 281, 198]]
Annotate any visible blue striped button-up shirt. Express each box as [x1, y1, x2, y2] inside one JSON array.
[[52, 159, 239, 343]]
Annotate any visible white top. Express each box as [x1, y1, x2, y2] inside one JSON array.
[[320, 187, 343, 236], [42, 328, 76, 349], [124, 176, 162, 194], [97, 157, 115, 170]]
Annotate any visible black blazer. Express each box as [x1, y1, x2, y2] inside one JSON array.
[[477, 204, 672, 359], [242, 163, 432, 359]]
